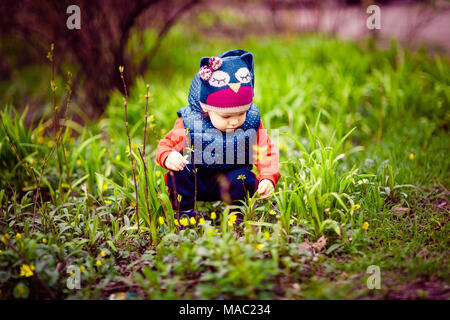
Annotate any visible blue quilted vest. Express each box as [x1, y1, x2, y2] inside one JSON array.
[[177, 73, 261, 169]]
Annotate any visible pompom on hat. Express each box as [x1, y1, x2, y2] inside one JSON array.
[[198, 49, 254, 114]]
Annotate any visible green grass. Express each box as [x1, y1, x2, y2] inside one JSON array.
[[0, 27, 449, 299]]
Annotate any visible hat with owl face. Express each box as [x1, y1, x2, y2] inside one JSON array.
[[198, 49, 254, 114]]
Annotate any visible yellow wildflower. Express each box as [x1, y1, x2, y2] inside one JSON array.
[[130, 201, 136, 207], [256, 243, 265, 251], [363, 221, 369, 231], [180, 218, 188, 227], [2, 209, 6, 216], [237, 174, 246, 181], [37, 135, 43, 144], [102, 183, 108, 192], [158, 216, 164, 225], [80, 266, 85, 272], [104, 200, 112, 205], [76, 159, 82, 166], [100, 251, 106, 257], [174, 219, 179, 226], [207, 228, 216, 236], [47, 140, 53, 148], [96, 260, 102, 267], [15, 233, 22, 240], [264, 231, 270, 240], [20, 264, 35, 277], [115, 155, 120, 161], [177, 194, 182, 202], [228, 214, 237, 226], [156, 171, 161, 177], [190, 217, 196, 225], [199, 218, 205, 225], [42, 238, 47, 244], [409, 153, 415, 160], [119, 66, 124, 73], [352, 204, 361, 210], [1, 234, 10, 244], [269, 210, 276, 215], [210, 211, 217, 220]]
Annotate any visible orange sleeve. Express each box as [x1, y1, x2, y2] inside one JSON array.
[[254, 121, 280, 187], [156, 117, 188, 170]]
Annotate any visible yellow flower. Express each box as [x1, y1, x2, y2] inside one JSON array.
[[96, 260, 102, 267], [363, 221, 369, 231], [256, 243, 265, 251], [237, 174, 246, 181], [409, 153, 415, 160], [180, 218, 188, 227], [100, 251, 106, 257], [80, 266, 85, 272], [264, 231, 270, 240], [177, 194, 182, 202], [352, 204, 361, 210], [104, 200, 112, 205], [37, 135, 43, 144], [76, 159, 82, 166], [190, 217, 196, 225], [130, 201, 136, 207], [2, 209, 6, 216], [15, 233, 22, 240], [174, 219, 179, 226], [158, 216, 164, 225], [20, 264, 35, 277], [1, 233, 10, 244], [156, 171, 161, 177], [102, 183, 108, 192], [269, 210, 276, 215], [199, 218, 205, 225], [210, 211, 217, 220], [228, 214, 237, 226], [115, 155, 121, 161], [0, 250, 2, 253], [207, 228, 216, 236], [47, 140, 54, 148], [119, 66, 124, 73], [42, 238, 47, 244]]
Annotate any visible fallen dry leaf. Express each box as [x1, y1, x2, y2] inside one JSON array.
[[298, 235, 328, 255]]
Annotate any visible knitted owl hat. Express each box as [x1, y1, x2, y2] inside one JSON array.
[[197, 49, 254, 114]]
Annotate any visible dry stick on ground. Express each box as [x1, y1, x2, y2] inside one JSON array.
[[119, 66, 142, 251]]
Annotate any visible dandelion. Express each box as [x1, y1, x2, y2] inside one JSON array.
[[1, 234, 10, 244], [42, 238, 47, 244], [158, 216, 164, 225], [237, 174, 246, 181], [352, 204, 361, 210], [20, 264, 35, 277], [15, 233, 22, 240], [199, 218, 205, 225], [256, 244, 265, 251], [269, 210, 276, 215], [76, 159, 82, 166], [409, 153, 415, 160], [363, 221, 369, 231], [80, 266, 85, 272], [96, 260, 102, 267], [100, 251, 106, 257], [210, 211, 217, 220], [264, 231, 270, 240], [115, 155, 121, 161], [190, 217, 196, 225], [104, 200, 112, 205], [180, 218, 188, 227]]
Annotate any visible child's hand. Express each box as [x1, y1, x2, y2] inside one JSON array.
[[165, 151, 189, 171], [257, 179, 274, 198]]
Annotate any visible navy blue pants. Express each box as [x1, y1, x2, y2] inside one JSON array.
[[165, 164, 259, 213]]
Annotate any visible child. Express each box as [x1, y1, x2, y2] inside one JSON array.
[[156, 49, 280, 225]]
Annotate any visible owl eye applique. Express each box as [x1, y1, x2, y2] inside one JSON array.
[[208, 70, 230, 87], [235, 67, 251, 84]]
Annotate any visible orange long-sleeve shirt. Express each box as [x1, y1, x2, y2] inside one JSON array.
[[156, 117, 281, 187]]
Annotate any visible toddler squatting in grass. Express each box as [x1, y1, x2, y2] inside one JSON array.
[[156, 49, 280, 226]]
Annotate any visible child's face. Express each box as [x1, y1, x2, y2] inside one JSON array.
[[207, 110, 247, 132]]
